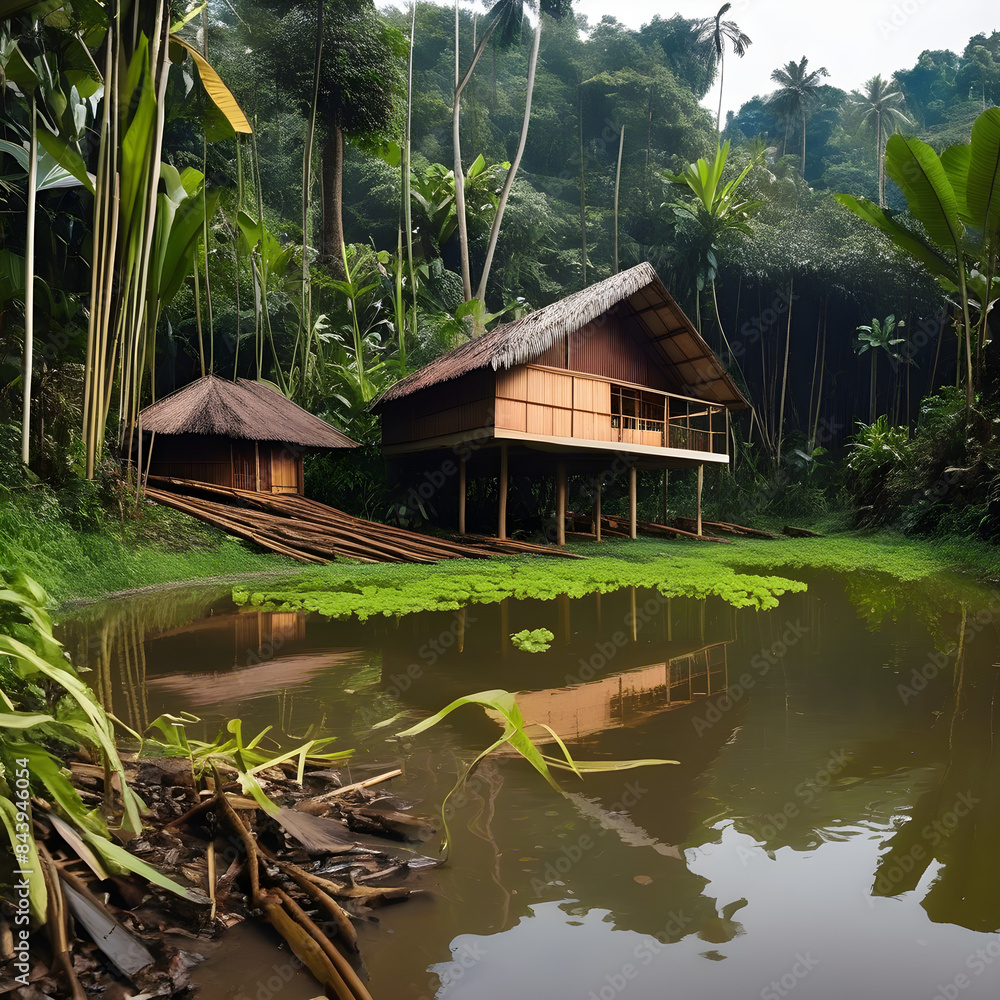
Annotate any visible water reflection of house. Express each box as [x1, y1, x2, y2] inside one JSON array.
[[505, 640, 730, 742]]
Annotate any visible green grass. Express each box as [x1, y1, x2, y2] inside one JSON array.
[[0, 499, 291, 605]]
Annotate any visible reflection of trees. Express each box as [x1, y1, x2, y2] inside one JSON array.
[[871, 602, 1000, 932], [58, 586, 236, 731]]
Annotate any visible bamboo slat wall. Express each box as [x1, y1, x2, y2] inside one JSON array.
[[531, 314, 671, 391], [149, 436, 305, 494], [381, 370, 493, 446]]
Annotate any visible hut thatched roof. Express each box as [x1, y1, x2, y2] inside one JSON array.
[[375, 262, 748, 409], [139, 376, 358, 448]]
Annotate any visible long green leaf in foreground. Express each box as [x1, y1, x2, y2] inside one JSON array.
[[393, 689, 677, 862]]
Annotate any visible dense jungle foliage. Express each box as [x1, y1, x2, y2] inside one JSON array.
[[1, 1, 999, 570]]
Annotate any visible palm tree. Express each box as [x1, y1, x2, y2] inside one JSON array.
[[767, 56, 829, 176], [848, 75, 911, 208], [696, 4, 752, 133]]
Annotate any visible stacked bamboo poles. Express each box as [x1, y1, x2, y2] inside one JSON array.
[[144, 478, 581, 563]]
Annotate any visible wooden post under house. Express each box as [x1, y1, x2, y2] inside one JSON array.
[[458, 455, 467, 534], [629, 465, 637, 539], [556, 461, 567, 546], [499, 443, 509, 540], [696, 464, 704, 536], [593, 475, 602, 541]]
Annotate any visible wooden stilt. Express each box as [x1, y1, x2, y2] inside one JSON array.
[[696, 464, 704, 537], [498, 444, 508, 540], [593, 476, 602, 542], [556, 461, 566, 546], [662, 468, 668, 525], [630, 586, 637, 641], [629, 465, 637, 539], [458, 456, 467, 535]]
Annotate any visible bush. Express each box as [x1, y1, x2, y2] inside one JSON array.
[[846, 416, 911, 527]]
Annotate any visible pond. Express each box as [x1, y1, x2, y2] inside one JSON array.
[[60, 567, 1000, 1000]]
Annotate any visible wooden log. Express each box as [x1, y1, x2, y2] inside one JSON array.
[[674, 516, 778, 540], [783, 525, 823, 538]]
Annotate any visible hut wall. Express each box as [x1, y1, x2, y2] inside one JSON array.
[[530, 315, 673, 392], [495, 367, 615, 442], [148, 435, 234, 487], [382, 369, 494, 446]]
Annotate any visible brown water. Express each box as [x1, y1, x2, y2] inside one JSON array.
[[61, 569, 1000, 1000]]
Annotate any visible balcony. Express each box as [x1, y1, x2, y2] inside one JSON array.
[[493, 365, 729, 459]]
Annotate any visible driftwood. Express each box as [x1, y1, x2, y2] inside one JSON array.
[[565, 511, 732, 543], [783, 525, 823, 538], [674, 516, 778, 539]]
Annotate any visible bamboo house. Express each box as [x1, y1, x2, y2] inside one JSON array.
[[374, 262, 749, 540], [138, 375, 358, 494]]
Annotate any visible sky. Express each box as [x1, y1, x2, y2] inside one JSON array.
[[387, 0, 1000, 122]]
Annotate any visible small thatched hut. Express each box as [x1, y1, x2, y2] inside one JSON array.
[[374, 262, 748, 540], [139, 375, 358, 494]]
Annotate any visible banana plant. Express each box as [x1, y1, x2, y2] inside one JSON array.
[[836, 107, 1000, 415], [662, 139, 763, 371]]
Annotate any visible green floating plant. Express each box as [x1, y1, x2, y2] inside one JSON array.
[[392, 689, 677, 863], [510, 628, 554, 653]]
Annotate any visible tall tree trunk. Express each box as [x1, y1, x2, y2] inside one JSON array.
[[716, 48, 725, 132], [579, 84, 587, 285], [21, 94, 37, 466], [870, 350, 877, 423], [877, 108, 885, 208], [452, 2, 500, 302], [776, 277, 794, 468], [404, 0, 417, 342], [801, 108, 807, 176], [475, 15, 543, 307], [299, 0, 323, 368], [321, 126, 345, 270], [613, 125, 624, 274]]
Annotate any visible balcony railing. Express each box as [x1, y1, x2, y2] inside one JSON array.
[[610, 384, 727, 455]]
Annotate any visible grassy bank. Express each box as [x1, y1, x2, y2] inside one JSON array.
[[0, 498, 291, 605], [4, 473, 994, 614]]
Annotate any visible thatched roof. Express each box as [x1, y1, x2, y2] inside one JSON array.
[[139, 376, 358, 448], [375, 262, 748, 409]]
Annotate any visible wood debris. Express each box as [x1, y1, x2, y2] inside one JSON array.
[[3, 755, 437, 1000], [144, 476, 578, 564]]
